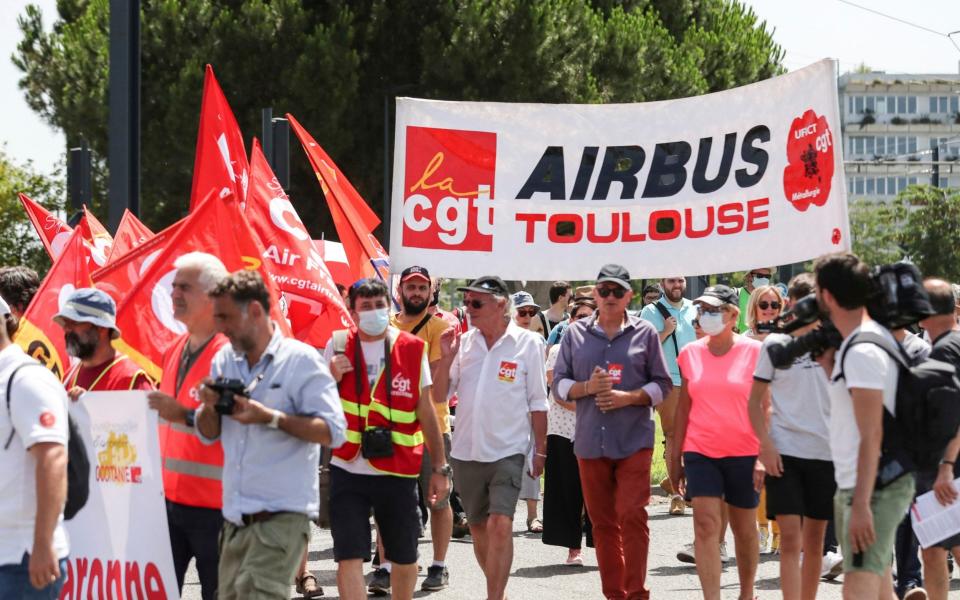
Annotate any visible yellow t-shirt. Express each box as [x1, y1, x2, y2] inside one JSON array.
[[390, 312, 451, 433]]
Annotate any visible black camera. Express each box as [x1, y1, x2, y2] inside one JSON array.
[[207, 378, 247, 416], [360, 427, 394, 459], [764, 294, 843, 369], [866, 262, 934, 330]]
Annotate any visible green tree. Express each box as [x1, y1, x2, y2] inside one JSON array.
[[848, 196, 905, 268], [14, 0, 784, 240], [0, 150, 64, 276], [897, 185, 960, 281]]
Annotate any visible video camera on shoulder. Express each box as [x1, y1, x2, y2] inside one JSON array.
[[206, 378, 248, 416], [764, 294, 842, 369]]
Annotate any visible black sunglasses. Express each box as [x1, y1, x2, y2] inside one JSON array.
[[597, 287, 627, 299], [466, 299, 486, 309], [516, 308, 538, 317], [758, 301, 781, 310]]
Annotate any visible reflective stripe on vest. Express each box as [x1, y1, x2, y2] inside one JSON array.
[[158, 333, 227, 509], [332, 328, 425, 477]]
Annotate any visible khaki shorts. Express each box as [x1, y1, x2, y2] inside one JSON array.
[[419, 433, 453, 510], [834, 474, 915, 576], [452, 454, 524, 525], [218, 512, 310, 599]]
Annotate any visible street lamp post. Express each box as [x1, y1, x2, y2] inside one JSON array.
[[107, 0, 140, 232]]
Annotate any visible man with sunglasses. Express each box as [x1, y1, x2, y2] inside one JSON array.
[[433, 276, 548, 600], [552, 264, 672, 600], [640, 276, 698, 517], [737, 268, 775, 333]]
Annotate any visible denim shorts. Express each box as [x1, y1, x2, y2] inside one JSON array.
[[683, 451, 760, 509], [0, 552, 68, 599]]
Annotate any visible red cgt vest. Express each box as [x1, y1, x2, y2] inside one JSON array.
[[332, 328, 425, 477], [157, 333, 227, 509]]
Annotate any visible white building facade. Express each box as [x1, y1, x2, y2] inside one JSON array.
[[838, 72, 960, 200]]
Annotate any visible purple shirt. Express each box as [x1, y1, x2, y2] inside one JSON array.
[[553, 313, 672, 460]]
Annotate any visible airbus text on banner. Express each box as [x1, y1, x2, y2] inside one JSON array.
[[63, 391, 180, 599], [245, 138, 352, 346], [15, 229, 92, 381], [188, 64, 249, 211], [113, 191, 291, 382], [287, 114, 390, 282], [389, 60, 850, 280], [19, 192, 73, 261], [106, 209, 155, 264]]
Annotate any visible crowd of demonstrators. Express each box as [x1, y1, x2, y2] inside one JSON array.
[[13, 250, 960, 600]]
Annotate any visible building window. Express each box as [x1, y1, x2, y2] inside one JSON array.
[[855, 178, 865, 195], [940, 97, 949, 113], [866, 178, 875, 194], [951, 96, 959, 114], [877, 178, 886, 195], [897, 96, 907, 113], [876, 137, 885, 154], [888, 96, 896, 114], [930, 96, 939, 113], [866, 96, 875, 113], [908, 96, 917, 114], [866, 137, 875, 155], [897, 136, 906, 154], [909, 176, 918, 186], [888, 177, 896, 194], [855, 96, 864, 114], [848, 178, 854, 194], [898, 177, 907, 191], [908, 137, 917, 154], [940, 177, 949, 188]]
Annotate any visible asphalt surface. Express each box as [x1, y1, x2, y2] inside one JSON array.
[[181, 495, 960, 599]]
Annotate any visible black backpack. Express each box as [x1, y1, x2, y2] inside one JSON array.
[[838, 331, 960, 480], [4, 363, 90, 519]]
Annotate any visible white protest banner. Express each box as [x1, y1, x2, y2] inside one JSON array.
[[61, 391, 179, 600], [390, 59, 849, 280]]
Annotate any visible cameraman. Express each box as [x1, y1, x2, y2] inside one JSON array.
[[748, 273, 834, 600], [196, 270, 347, 600], [814, 252, 915, 599]]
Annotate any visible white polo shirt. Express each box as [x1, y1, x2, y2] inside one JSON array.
[[448, 322, 549, 462], [0, 344, 70, 566]]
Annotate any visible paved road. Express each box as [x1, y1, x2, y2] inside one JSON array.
[[181, 495, 960, 599]]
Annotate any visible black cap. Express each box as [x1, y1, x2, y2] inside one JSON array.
[[597, 264, 631, 290], [694, 285, 739, 308], [457, 275, 509, 296], [400, 265, 430, 283]]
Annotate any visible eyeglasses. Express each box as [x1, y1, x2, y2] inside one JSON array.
[[750, 272, 772, 278], [597, 287, 627, 299], [466, 299, 486, 309], [757, 301, 781, 310], [516, 308, 538, 317]]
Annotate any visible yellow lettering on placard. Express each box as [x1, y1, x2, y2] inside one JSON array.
[[409, 152, 478, 197]]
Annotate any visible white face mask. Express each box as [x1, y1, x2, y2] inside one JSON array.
[[752, 276, 770, 288], [699, 311, 726, 336], [357, 308, 390, 336]]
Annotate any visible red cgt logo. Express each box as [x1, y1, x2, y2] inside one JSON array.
[[782, 109, 835, 212], [402, 126, 497, 251], [498, 361, 518, 383]]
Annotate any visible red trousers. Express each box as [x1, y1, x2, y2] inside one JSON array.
[[578, 449, 652, 600]]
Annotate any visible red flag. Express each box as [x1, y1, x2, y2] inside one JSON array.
[[113, 192, 290, 380], [19, 193, 73, 260], [314, 240, 353, 288], [92, 218, 185, 306], [15, 229, 92, 380], [75, 205, 113, 267], [287, 114, 389, 282], [107, 209, 156, 264], [189, 65, 249, 211], [245, 139, 352, 345]]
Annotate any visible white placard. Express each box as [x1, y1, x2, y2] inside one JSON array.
[[910, 477, 960, 549]]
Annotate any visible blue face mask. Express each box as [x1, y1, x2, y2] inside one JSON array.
[[357, 308, 390, 336], [752, 276, 770, 288]]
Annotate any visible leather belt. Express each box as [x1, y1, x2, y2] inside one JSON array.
[[240, 511, 285, 526]]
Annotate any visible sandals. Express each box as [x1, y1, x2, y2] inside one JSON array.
[[296, 573, 323, 598], [526, 518, 543, 533]]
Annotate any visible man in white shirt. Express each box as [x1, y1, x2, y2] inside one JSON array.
[[433, 276, 549, 600], [814, 252, 915, 600], [0, 293, 71, 599]]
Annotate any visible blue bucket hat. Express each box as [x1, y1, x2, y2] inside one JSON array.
[[54, 288, 121, 339], [511, 291, 539, 310]]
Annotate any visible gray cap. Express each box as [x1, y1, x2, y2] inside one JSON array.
[[511, 291, 539, 309], [54, 288, 121, 339]]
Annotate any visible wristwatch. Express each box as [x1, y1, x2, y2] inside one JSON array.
[[433, 464, 453, 476], [184, 409, 196, 428], [267, 409, 282, 430]]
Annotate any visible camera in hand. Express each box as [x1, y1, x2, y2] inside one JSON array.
[[207, 378, 247, 415], [763, 294, 843, 369], [360, 427, 395, 459]]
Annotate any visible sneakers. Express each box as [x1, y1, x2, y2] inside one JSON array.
[[902, 584, 928, 600], [451, 516, 470, 539], [659, 477, 675, 495], [677, 543, 696, 564], [368, 567, 391, 596], [821, 551, 843, 581], [421, 566, 449, 591], [758, 528, 769, 554], [719, 542, 731, 564], [669, 495, 686, 515]]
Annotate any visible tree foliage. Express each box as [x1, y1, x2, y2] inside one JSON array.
[[849, 185, 960, 281], [14, 0, 784, 240], [0, 150, 64, 276]]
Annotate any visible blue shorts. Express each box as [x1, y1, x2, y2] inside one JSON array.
[[0, 552, 67, 599], [683, 451, 759, 509]]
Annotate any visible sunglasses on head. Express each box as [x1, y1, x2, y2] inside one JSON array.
[[516, 308, 538, 317], [597, 287, 627, 299], [758, 301, 781, 310]]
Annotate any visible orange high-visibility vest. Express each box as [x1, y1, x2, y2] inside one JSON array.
[[157, 333, 227, 509], [333, 328, 425, 477]]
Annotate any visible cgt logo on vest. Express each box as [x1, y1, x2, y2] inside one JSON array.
[[391, 373, 414, 399], [402, 126, 497, 251]]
